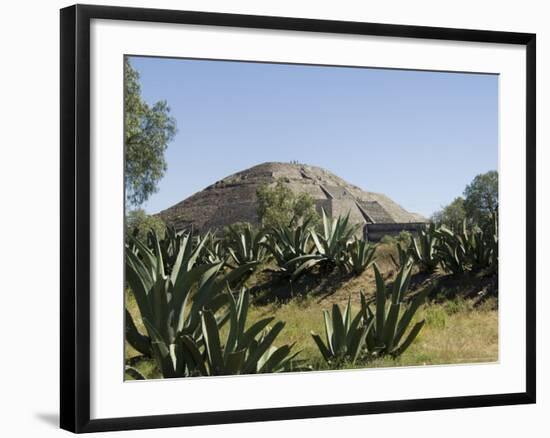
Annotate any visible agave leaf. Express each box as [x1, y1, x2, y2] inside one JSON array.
[[259, 344, 294, 373], [349, 321, 371, 363], [125, 258, 155, 325], [240, 317, 274, 349], [243, 321, 285, 373], [125, 309, 151, 357], [342, 296, 352, 333], [373, 264, 386, 340], [224, 292, 240, 357], [225, 349, 247, 375], [382, 303, 401, 352], [290, 257, 323, 280], [391, 321, 425, 356], [331, 304, 346, 356], [179, 334, 207, 375], [174, 264, 216, 333], [125, 365, 146, 380], [201, 310, 225, 375], [394, 286, 431, 346], [311, 332, 331, 362], [322, 310, 334, 353]]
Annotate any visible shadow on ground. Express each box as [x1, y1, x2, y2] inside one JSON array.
[[35, 412, 58, 429]]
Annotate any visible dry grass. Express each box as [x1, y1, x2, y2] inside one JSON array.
[[244, 295, 498, 370]]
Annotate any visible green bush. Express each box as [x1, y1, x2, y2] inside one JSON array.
[[126, 208, 166, 242], [256, 180, 320, 229]]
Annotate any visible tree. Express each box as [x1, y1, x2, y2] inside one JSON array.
[[463, 171, 498, 225], [256, 180, 319, 228], [431, 197, 467, 230], [125, 57, 177, 207], [126, 209, 166, 242]]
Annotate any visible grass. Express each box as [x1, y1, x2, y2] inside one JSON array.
[[125, 246, 499, 378], [243, 295, 497, 370]]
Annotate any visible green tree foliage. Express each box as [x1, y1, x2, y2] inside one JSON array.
[[125, 57, 177, 207], [431, 197, 466, 230], [463, 171, 498, 225], [126, 209, 166, 242], [256, 180, 320, 228], [432, 171, 497, 229]]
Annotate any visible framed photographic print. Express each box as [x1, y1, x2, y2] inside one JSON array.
[[60, 4, 536, 433]]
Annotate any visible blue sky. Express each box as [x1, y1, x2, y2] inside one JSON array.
[[128, 56, 498, 218]]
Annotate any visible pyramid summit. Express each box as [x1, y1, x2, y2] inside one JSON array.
[[157, 162, 427, 240]]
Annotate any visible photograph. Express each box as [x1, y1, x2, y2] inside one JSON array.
[[124, 55, 499, 380]]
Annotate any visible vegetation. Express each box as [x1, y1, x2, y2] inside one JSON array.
[[124, 170, 499, 379], [345, 239, 377, 276], [437, 214, 498, 274], [256, 180, 320, 228], [225, 223, 269, 267], [125, 207, 498, 379], [125, 230, 258, 378], [365, 261, 430, 357], [263, 219, 316, 279], [125, 58, 177, 207], [126, 208, 166, 242], [464, 170, 498, 226], [409, 223, 440, 272], [432, 196, 466, 230], [185, 289, 299, 375], [432, 170, 498, 229], [311, 296, 372, 365], [301, 210, 358, 273]]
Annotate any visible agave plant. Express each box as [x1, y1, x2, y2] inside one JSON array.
[[438, 214, 498, 274], [262, 219, 315, 278], [187, 289, 300, 375], [390, 242, 411, 269], [435, 225, 468, 274], [483, 211, 498, 273], [363, 261, 430, 357], [289, 210, 358, 277], [346, 239, 377, 276], [196, 231, 227, 265], [153, 226, 192, 273], [311, 296, 373, 364], [409, 223, 440, 272], [125, 230, 258, 378], [226, 223, 268, 267]]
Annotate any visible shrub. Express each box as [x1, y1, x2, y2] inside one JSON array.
[[126, 208, 166, 242], [256, 180, 320, 229]]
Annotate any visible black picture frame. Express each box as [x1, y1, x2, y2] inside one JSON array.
[[60, 4, 536, 433]]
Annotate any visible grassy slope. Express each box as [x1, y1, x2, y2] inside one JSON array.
[[125, 243, 498, 378]]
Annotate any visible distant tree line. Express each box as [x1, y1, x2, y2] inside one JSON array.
[[432, 170, 498, 230]]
